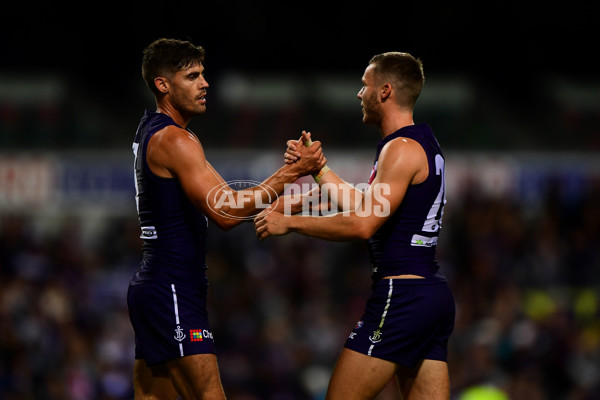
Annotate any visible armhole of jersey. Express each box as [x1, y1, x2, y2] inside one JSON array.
[[385, 136, 430, 189], [141, 127, 176, 183], [410, 141, 432, 189]]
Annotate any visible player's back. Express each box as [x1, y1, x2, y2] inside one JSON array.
[[367, 123, 446, 281], [131, 110, 208, 285]]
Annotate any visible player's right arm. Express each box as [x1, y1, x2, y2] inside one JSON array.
[[147, 125, 325, 230], [255, 136, 425, 241]]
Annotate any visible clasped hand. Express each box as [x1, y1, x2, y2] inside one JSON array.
[[254, 131, 324, 240]]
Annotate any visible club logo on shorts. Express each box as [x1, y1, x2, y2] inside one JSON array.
[[355, 320, 364, 329], [174, 325, 186, 342], [190, 329, 203, 342], [369, 329, 382, 344]]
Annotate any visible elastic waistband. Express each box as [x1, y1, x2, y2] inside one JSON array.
[[372, 267, 446, 284], [371, 277, 448, 289], [130, 265, 209, 287], [371, 264, 442, 282]]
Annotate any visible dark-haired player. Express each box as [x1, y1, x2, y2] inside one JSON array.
[[255, 52, 455, 400], [127, 38, 325, 399]]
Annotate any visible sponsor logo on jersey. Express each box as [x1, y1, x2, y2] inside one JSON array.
[[411, 234, 438, 247], [140, 226, 158, 239]]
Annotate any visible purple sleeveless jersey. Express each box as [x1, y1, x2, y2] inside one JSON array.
[[367, 123, 447, 281], [130, 110, 209, 286]]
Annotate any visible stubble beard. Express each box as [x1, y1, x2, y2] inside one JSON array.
[[172, 89, 207, 117], [361, 95, 383, 127]]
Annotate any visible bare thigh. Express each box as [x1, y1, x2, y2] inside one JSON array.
[[325, 348, 450, 400], [133, 354, 226, 400], [166, 353, 226, 400], [326, 348, 397, 400], [133, 359, 179, 400], [396, 359, 449, 400]]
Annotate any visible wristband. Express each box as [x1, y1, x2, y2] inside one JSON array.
[[313, 165, 331, 183], [302, 137, 330, 183]]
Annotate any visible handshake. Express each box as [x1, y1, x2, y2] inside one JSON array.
[[253, 130, 333, 240], [282, 130, 329, 179]]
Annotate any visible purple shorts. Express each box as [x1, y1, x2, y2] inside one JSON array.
[[127, 276, 216, 366], [344, 278, 455, 368]]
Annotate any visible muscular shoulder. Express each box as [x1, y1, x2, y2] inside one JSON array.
[[148, 125, 205, 178], [378, 136, 428, 185], [151, 125, 200, 150]]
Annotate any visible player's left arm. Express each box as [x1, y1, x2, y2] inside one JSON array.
[[255, 138, 427, 241], [286, 134, 363, 212]]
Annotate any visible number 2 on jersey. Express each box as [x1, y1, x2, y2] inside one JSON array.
[[422, 154, 446, 232]]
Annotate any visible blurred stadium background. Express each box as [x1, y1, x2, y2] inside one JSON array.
[[1, 2, 599, 399]]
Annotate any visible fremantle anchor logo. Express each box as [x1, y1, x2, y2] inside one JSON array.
[[369, 329, 382, 344], [174, 325, 186, 342]]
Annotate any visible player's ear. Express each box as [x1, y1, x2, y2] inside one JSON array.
[[154, 77, 169, 94], [380, 83, 392, 101]]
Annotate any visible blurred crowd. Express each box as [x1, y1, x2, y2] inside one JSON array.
[[0, 177, 599, 399]]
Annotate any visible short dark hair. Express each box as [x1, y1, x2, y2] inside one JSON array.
[[369, 52, 424, 109], [141, 38, 206, 95]]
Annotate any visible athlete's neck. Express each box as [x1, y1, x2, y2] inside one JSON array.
[[379, 110, 414, 139], [156, 102, 191, 128]]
